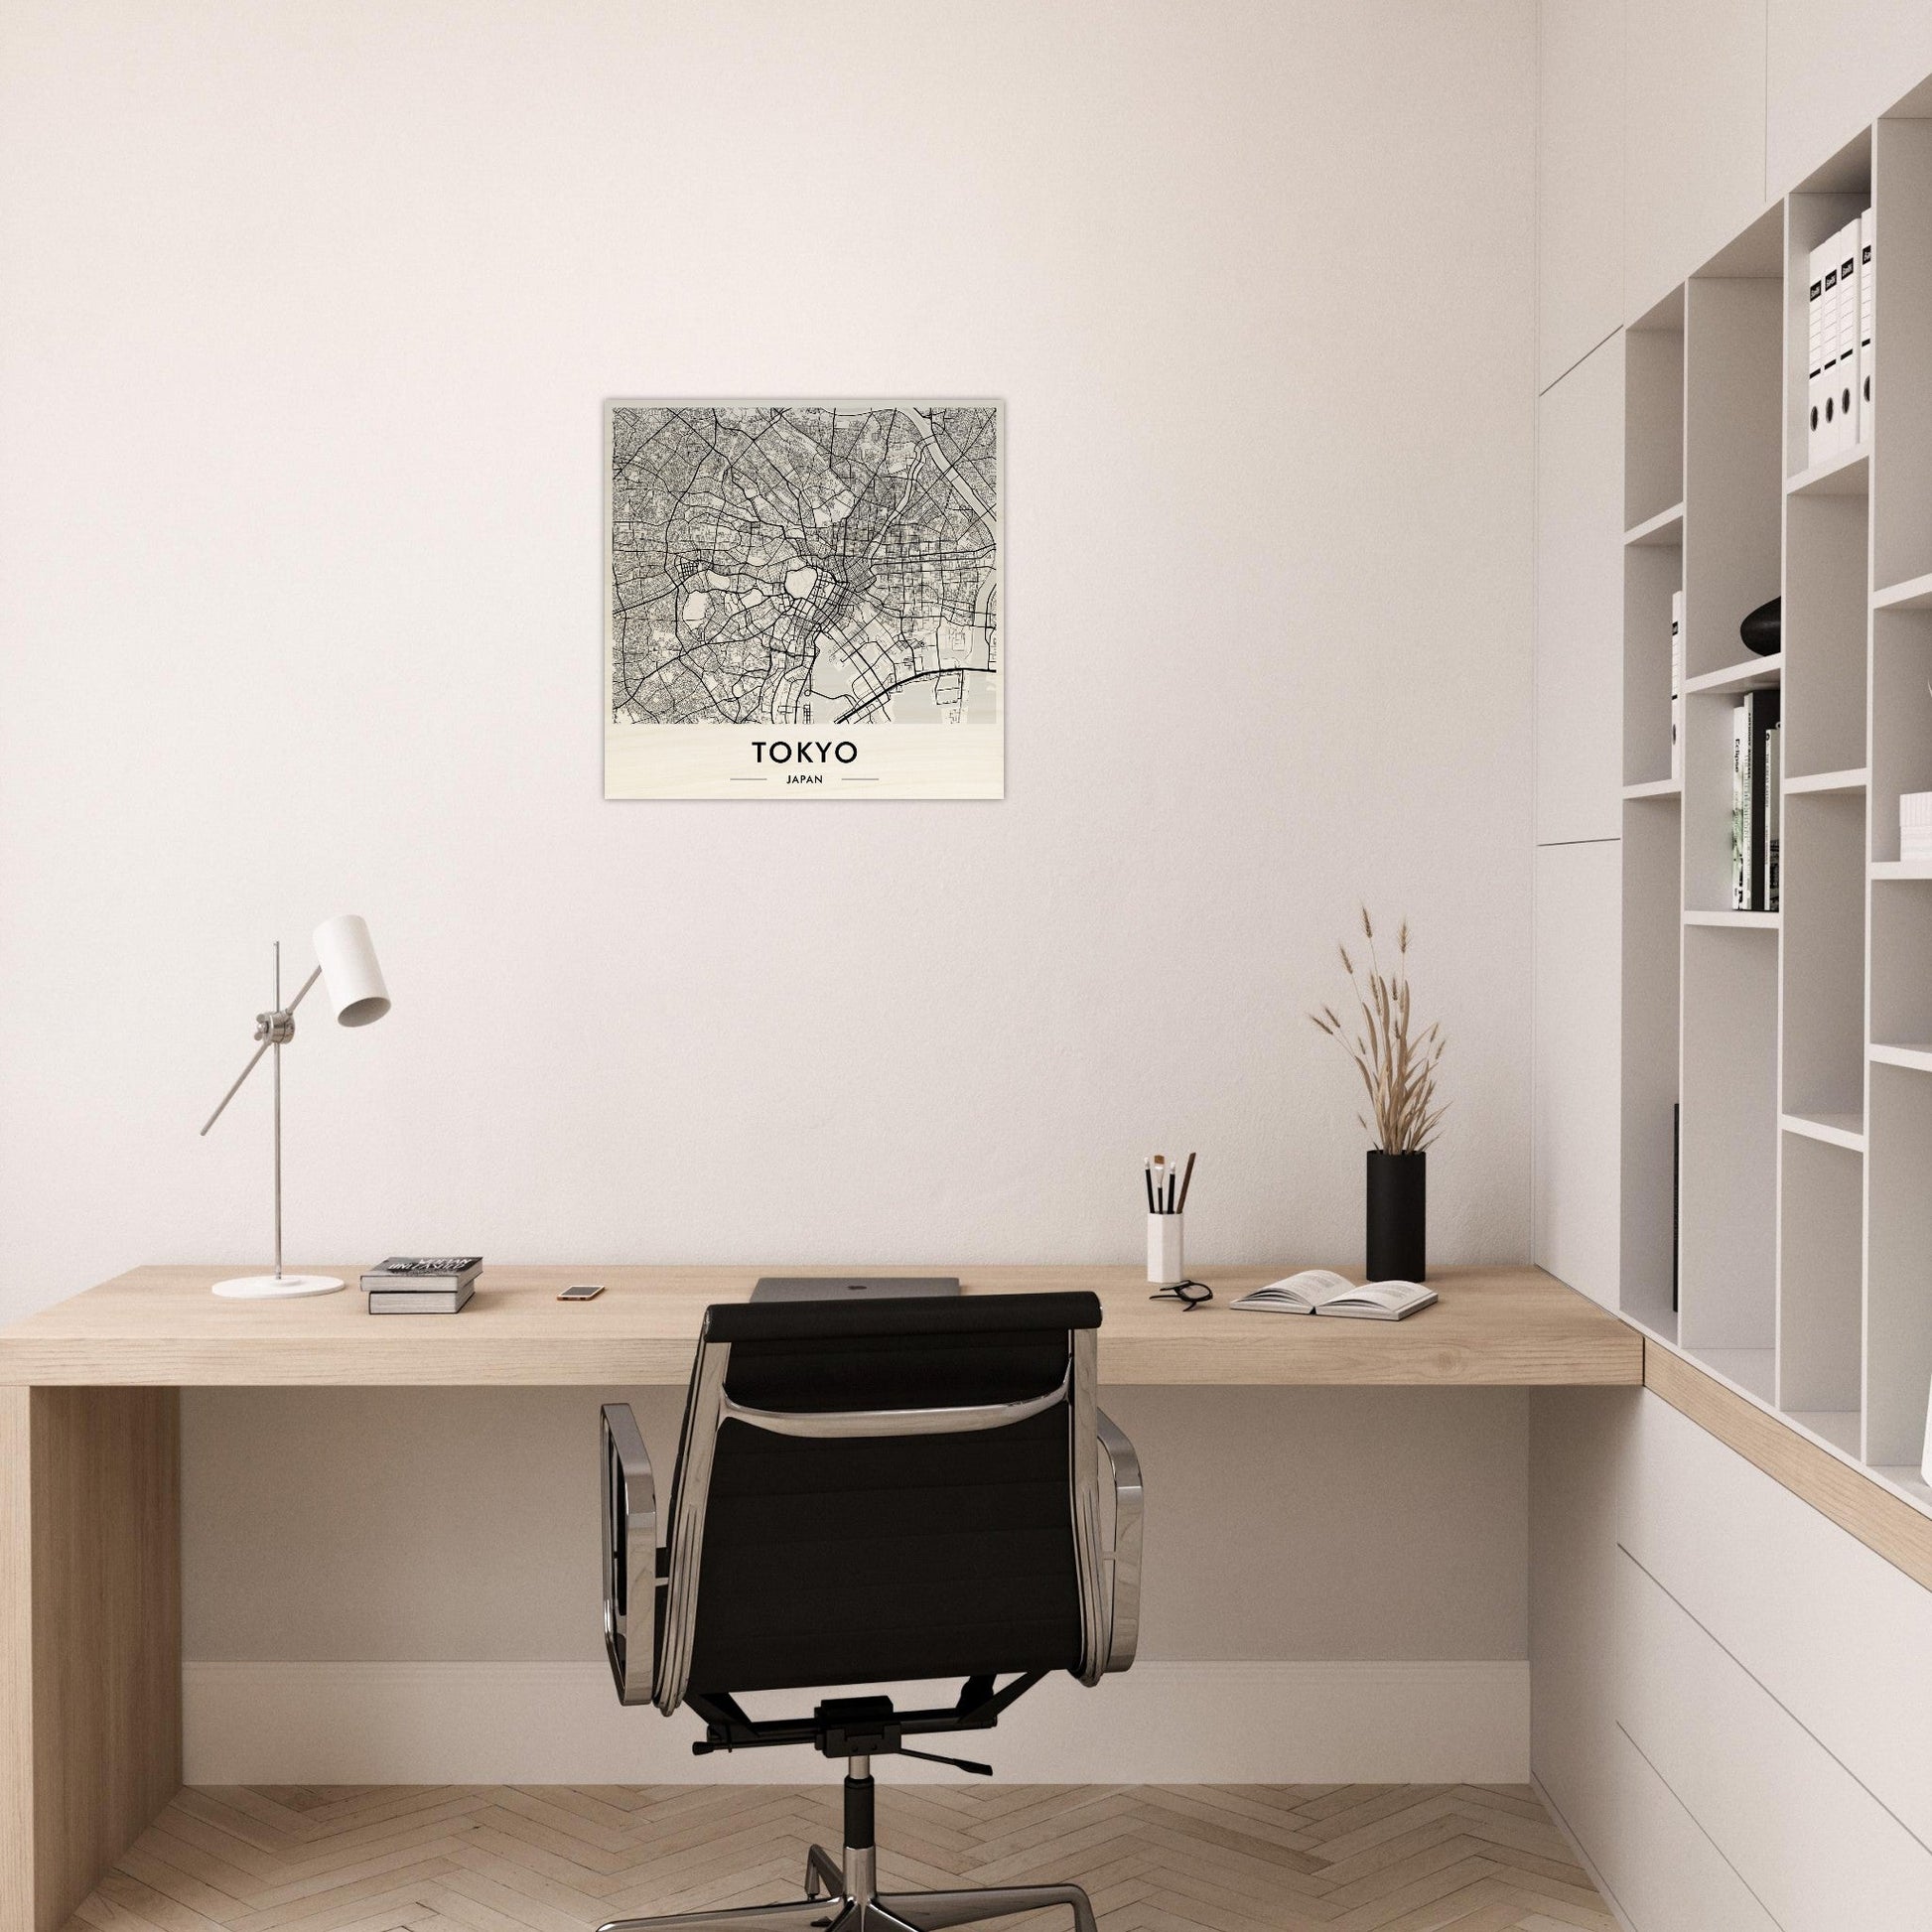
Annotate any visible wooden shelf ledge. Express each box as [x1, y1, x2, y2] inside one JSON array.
[[1645, 1341, 1932, 1590]]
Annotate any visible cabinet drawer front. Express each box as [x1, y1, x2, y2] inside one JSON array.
[[1621, 1389, 1932, 1846], [1601, 1725, 1778, 1932], [1616, 1549, 1932, 1929]]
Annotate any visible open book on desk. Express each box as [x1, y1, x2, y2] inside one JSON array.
[[1230, 1270, 1437, 1320]]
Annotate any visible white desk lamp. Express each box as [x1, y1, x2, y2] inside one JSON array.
[[200, 914, 391, 1299]]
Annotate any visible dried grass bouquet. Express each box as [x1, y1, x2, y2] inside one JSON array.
[[1310, 907, 1448, 1154]]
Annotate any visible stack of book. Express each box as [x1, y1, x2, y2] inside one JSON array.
[[1729, 690, 1781, 911], [361, 1256, 483, 1313]]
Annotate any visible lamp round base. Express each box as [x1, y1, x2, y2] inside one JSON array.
[[210, 1273, 345, 1300]]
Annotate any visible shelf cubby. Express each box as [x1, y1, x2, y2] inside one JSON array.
[[1872, 113, 1932, 592], [1683, 677, 1779, 915], [1625, 288, 1685, 532], [1622, 538, 1681, 787], [1868, 608, 1932, 861], [1683, 242, 1782, 683], [1776, 1132, 1863, 1432], [1784, 494, 1868, 776], [1620, 792, 1683, 1341], [1779, 790, 1866, 1120], [1785, 152, 1870, 482], [1869, 874, 1932, 1048], [1866, 1063, 1932, 1466], [1678, 925, 1779, 1362]]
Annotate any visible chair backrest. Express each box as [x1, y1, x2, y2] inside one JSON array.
[[652, 1291, 1106, 1713]]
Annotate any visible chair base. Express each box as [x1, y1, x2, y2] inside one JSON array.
[[596, 1845, 1097, 1932]]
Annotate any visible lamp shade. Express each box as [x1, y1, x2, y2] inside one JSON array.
[[312, 914, 390, 1028]]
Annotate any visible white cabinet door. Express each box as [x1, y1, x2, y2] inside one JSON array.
[[1533, 840, 1621, 1306], [1536, 337, 1624, 844], [1538, 0, 1624, 388], [1625, 0, 1768, 316], [1768, 0, 1932, 196]]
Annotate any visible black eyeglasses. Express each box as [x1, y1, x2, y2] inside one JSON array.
[[1149, 1279, 1214, 1311]]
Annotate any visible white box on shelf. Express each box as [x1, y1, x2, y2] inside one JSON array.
[[1900, 793, 1932, 856]]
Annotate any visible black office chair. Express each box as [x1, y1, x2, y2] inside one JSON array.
[[597, 1291, 1143, 1932]]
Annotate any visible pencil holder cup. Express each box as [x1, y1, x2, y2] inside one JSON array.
[[1147, 1212, 1185, 1287]]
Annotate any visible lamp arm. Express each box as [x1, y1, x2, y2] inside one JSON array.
[[200, 1039, 272, 1136], [284, 964, 323, 1015], [198, 965, 323, 1136]]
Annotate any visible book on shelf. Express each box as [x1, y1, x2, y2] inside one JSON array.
[[368, 1281, 475, 1314], [1670, 590, 1683, 781], [1728, 689, 1781, 911], [1229, 1270, 1437, 1320], [360, 1256, 483, 1292], [1671, 1101, 1680, 1315], [1730, 703, 1749, 906], [1765, 721, 1781, 912]]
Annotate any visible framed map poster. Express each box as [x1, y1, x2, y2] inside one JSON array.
[[605, 401, 1003, 798]]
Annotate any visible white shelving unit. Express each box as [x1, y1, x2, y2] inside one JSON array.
[[1619, 108, 1932, 1518]]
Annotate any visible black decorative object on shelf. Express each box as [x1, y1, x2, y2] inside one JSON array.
[[1366, 1151, 1426, 1283], [1740, 595, 1781, 656]]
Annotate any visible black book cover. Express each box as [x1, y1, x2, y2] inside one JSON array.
[[1745, 688, 1781, 909], [1672, 1101, 1681, 1314]]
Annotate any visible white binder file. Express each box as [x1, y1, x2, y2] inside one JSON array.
[[1807, 239, 1830, 467], [1670, 589, 1684, 783], [1835, 220, 1861, 455], [1859, 207, 1874, 445]]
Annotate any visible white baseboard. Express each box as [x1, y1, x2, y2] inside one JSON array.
[[184, 1659, 1528, 1785]]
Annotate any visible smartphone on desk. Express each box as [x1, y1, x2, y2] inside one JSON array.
[[558, 1283, 605, 1301]]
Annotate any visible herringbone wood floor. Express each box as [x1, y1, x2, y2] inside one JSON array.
[[68, 1785, 1615, 1932]]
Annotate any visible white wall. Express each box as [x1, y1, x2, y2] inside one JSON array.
[[0, 0, 1536, 1307], [0, 0, 1539, 1767]]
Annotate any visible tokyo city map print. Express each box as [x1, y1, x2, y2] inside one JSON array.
[[605, 402, 1003, 798]]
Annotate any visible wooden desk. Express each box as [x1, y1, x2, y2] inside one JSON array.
[[0, 1262, 1634, 1932], [0, 1262, 1637, 1388]]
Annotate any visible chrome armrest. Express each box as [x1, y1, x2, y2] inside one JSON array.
[[601, 1403, 658, 1707], [1095, 1408, 1143, 1672]]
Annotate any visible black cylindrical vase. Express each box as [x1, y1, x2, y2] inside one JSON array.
[[1366, 1150, 1426, 1282]]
